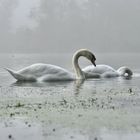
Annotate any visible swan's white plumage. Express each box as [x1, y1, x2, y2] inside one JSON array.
[[6, 63, 74, 81], [6, 49, 97, 81], [83, 64, 132, 78], [83, 64, 116, 74], [6, 49, 132, 81]]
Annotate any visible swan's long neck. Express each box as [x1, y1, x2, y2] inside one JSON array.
[[117, 66, 133, 77], [72, 50, 86, 79]]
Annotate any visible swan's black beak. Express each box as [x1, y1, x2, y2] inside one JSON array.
[[91, 55, 96, 67], [92, 60, 96, 67], [93, 62, 96, 67]]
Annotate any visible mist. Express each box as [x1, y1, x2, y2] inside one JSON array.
[[0, 0, 140, 53]]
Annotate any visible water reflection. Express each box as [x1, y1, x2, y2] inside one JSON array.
[[73, 80, 85, 95], [11, 80, 73, 87], [11, 79, 85, 95], [11, 76, 134, 90]]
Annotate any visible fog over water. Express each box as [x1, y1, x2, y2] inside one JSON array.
[[1, 2, 140, 139], [0, 0, 140, 53]]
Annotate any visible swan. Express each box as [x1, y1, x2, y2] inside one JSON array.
[[5, 49, 97, 81], [82, 64, 133, 78]]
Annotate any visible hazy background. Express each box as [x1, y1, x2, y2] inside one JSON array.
[[0, 0, 140, 53]]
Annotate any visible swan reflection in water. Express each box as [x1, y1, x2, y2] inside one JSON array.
[[11, 79, 86, 96], [11, 75, 133, 97]]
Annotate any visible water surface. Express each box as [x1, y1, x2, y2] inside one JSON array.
[[0, 53, 140, 140]]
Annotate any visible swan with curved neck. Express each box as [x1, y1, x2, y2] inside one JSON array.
[[83, 64, 133, 78], [72, 49, 96, 79], [5, 49, 96, 81], [117, 66, 133, 77]]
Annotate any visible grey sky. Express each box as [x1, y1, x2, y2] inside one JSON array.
[[0, 0, 140, 53]]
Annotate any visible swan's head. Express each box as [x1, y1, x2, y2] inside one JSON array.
[[90, 54, 96, 67], [81, 49, 96, 67], [73, 49, 96, 67], [117, 66, 133, 77]]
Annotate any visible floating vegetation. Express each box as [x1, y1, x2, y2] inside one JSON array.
[[15, 102, 25, 108]]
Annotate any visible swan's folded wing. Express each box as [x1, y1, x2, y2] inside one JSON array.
[[83, 64, 116, 74], [18, 63, 69, 76], [16, 63, 74, 81]]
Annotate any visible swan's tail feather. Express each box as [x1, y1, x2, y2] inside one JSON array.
[[5, 68, 24, 80]]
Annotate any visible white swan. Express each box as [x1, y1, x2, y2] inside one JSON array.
[[82, 64, 133, 78], [5, 49, 97, 81]]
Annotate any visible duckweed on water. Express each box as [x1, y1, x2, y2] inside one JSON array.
[[15, 102, 24, 108]]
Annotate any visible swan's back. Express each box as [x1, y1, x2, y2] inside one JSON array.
[[83, 64, 116, 74], [18, 63, 69, 76], [83, 64, 133, 78], [7, 63, 74, 81]]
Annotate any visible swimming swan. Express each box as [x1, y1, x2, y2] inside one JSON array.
[[5, 49, 96, 81], [82, 64, 133, 78]]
